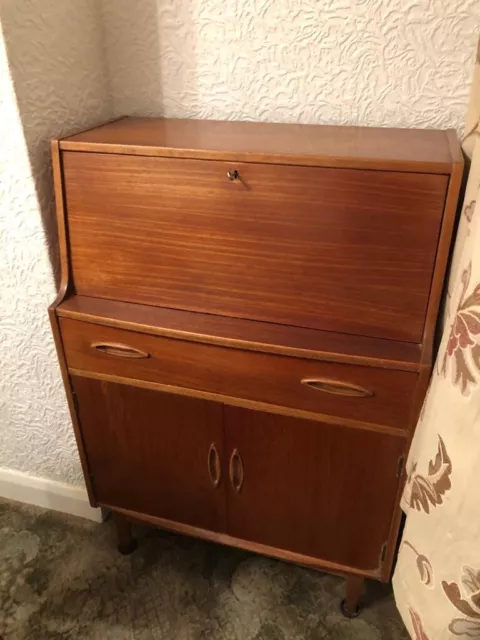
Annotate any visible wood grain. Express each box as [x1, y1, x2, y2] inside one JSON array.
[[48, 310, 97, 506], [49, 140, 70, 309], [59, 116, 456, 173], [47, 142, 96, 504], [49, 117, 462, 592], [106, 504, 381, 580], [63, 152, 448, 342], [72, 376, 226, 532], [69, 369, 408, 437], [223, 407, 404, 572], [57, 296, 422, 371], [61, 318, 418, 429]]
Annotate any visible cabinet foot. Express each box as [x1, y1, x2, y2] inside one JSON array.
[[113, 512, 137, 555], [340, 575, 364, 618]]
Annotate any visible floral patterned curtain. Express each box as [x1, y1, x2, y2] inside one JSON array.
[[393, 43, 480, 639]]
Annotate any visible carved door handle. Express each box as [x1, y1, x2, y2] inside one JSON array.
[[208, 442, 222, 488], [229, 448, 244, 493]]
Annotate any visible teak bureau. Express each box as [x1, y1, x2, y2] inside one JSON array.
[[49, 117, 463, 617]]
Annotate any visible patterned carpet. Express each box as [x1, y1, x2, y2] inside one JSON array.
[[0, 498, 409, 639]]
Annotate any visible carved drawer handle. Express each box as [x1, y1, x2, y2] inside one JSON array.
[[229, 448, 244, 493], [91, 342, 150, 359], [301, 378, 374, 398], [208, 442, 222, 488]]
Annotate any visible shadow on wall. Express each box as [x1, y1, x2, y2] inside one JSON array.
[[101, 0, 167, 118], [1, 0, 177, 280], [101, 0, 258, 122], [0, 0, 114, 284]]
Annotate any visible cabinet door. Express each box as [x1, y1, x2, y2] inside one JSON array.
[[72, 376, 225, 532], [224, 407, 404, 572]]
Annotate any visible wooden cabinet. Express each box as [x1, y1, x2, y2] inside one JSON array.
[[71, 369, 405, 574], [71, 377, 225, 533], [49, 117, 463, 617], [71, 375, 404, 572]]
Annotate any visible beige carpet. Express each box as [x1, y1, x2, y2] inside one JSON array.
[[0, 498, 408, 639]]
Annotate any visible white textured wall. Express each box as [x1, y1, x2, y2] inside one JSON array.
[[0, 1, 112, 485], [0, 0, 478, 491], [102, 0, 479, 132]]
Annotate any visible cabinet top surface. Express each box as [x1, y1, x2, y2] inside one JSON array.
[[59, 116, 460, 173]]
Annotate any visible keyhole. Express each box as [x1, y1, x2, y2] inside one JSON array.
[[227, 169, 239, 181]]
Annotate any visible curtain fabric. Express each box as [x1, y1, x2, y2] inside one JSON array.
[[393, 44, 480, 639]]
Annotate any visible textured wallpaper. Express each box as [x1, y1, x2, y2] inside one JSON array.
[[0, 0, 479, 489], [102, 0, 479, 132], [0, 1, 111, 485]]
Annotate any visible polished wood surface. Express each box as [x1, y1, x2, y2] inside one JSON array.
[[49, 117, 463, 598], [61, 318, 418, 429], [50, 140, 70, 308], [72, 376, 225, 532], [48, 309, 96, 505], [60, 116, 457, 173], [69, 369, 408, 437], [106, 504, 382, 580], [58, 296, 422, 371], [63, 152, 448, 342], [48, 142, 95, 503], [223, 407, 403, 571]]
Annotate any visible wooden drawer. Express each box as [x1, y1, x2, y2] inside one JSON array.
[[63, 151, 448, 342], [60, 318, 417, 429]]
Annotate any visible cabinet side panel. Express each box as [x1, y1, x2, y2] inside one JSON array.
[[421, 150, 464, 364], [48, 144, 96, 502], [50, 141, 71, 308], [48, 310, 97, 504]]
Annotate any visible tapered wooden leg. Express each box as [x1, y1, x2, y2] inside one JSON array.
[[113, 511, 137, 555], [340, 575, 365, 618]]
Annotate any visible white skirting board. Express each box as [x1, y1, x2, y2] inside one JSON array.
[[0, 467, 102, 522]]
